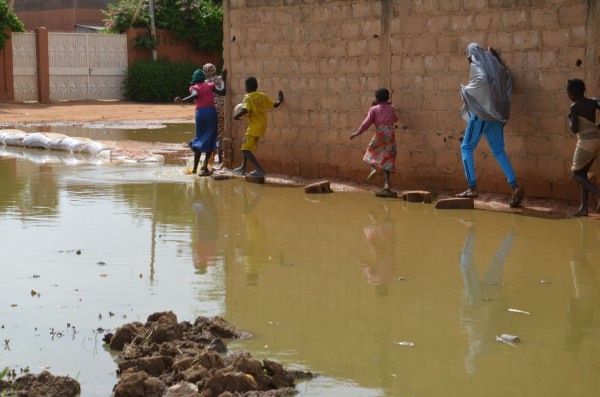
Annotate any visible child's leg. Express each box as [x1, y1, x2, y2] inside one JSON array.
[[191, 149, 201, 174], [383, 170, 391, 190], [200, 152, 211, 172], [572, 159, 600, 215], [244, 150, 265, 175], [233, 153, 247, 175]]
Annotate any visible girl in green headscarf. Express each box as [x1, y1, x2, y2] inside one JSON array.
[[174, 67, 227, 176]]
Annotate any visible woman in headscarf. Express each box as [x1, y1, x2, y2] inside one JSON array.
[[203, 63, 225, 168], [456, 43, 524, 208], [174, 67, 227, 176]]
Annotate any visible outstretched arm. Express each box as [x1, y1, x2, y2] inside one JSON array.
[[213, 69, 227, 96], [174, 88, 199, 103]]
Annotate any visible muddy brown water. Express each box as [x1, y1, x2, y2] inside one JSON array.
[[1, 124, 600, 397]]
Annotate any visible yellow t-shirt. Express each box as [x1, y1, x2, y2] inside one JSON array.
[[242, 91, 276, 137]]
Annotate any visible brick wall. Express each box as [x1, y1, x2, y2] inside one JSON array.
[[223, 0, 600, 200]]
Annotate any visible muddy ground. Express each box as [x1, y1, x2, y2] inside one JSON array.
[[0, 312, 312, 397], [0, 99, 595, 219]]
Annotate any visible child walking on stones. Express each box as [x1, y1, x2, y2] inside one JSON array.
[[174, 68, 227, 176], [566, 78, 600, 216], [233, 77, 284, 177], [350, 88, 399, 193]]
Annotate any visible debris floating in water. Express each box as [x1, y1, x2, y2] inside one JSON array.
[[496, 334, 521, 345], [508, 308, 530, 315], [393, 341, 415, 347]]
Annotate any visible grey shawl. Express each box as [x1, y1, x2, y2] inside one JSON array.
[[460, 43, 512, 124]]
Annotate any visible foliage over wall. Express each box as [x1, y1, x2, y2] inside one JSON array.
[[102, 0, 223, 54], [126, 60, 198, 102], [0, 0, 25, 50]]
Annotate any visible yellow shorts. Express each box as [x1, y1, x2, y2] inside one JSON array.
[[241, 135, 259, 151]]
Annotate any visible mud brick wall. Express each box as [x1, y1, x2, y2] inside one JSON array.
[[222, 0, 600, 200]]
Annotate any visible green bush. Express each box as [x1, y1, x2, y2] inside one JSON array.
[[0, 0, 26, 50], [103, 0, 223, 54], [126, 60, 199, 102]]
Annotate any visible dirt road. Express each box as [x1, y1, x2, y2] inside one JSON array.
[[0, 100, 194, 124]]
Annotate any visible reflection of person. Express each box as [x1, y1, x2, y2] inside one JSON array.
[[349, 88, 398, 193], [203, 63, 225, 168], [174, 68, 227, 176], [456, 43, 524, 208], [459, 220, 515, 375], [358, 204, 396, 296], [566, 79, 600, 217], [234, 184, 267, 285], [191, 185, 218, 274], [565, 220, 600, 354], [233, 77, 284, 177]]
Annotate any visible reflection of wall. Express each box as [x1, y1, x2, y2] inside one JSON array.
[[0, 157, 59, 218]]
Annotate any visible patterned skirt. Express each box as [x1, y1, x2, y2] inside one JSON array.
[[363, 125, 397, 172]]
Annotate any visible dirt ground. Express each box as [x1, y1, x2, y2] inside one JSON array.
[[0, 100, 193, 124], [0, 100, 593, 220]]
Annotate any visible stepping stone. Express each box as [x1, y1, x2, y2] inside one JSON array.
[[245, 174, 265, 184], [375, 190, 398, 198], [212, 174, 229, 181], [402, 190, 432, 203], [434, 197, 474, 210], [305, 180, 333, 194]]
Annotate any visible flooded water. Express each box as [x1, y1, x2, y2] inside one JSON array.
[[1, 126, 600, 396]]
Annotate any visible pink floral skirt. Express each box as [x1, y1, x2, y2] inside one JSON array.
[[363, 125, 396, 172]]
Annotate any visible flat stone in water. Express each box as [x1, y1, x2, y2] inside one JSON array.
[[375, 190, 398, 198], [245, 174, 265, 184], [434, 197, 474, 210]]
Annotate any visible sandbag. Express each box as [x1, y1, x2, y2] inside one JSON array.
[[2, 130, 27, 147], [23, 133, 52, 149]]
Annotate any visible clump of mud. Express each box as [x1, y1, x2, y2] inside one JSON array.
[[1, 311, 313, 397], [0, 370, 80, 397]]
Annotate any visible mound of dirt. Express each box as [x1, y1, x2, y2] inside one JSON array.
[[1, 311, 313, 397]]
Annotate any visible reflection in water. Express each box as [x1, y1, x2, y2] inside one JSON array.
[[565, 220, 600, 356], [233, 184, 267, 286], [0, 157, 59, 220], [191, 181, 219, 274], [5, 144, 600, 397], [459, 219, 515, 375], [358, 203, 396, 296]]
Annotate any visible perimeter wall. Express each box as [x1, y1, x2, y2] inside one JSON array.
[[223, 0, 600, 200]]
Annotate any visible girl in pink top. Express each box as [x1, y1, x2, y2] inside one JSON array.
[[350, 88, 399, 192], [174, 68, 227, 176]]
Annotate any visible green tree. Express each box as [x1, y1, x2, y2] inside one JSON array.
[[0, 0, 26, 50], [102, 0, 223, 54]]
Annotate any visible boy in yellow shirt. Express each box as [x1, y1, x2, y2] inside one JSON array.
[[233, 77, 284, 176]]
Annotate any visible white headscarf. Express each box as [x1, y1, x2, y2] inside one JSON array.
[[460, 43, 512, 124]]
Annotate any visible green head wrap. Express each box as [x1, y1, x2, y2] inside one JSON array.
[[190, 69, 206, 85]]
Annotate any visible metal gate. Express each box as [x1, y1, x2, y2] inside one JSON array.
[[49, 32, 127, 100], [12, 32, 128, 101], [12, 32, 37, 101]]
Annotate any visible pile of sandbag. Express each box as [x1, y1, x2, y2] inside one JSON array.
[[0, 129, 113, 155], [0, 129, 164, 164]]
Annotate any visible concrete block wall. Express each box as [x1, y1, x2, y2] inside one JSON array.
[[223, 0, 600, 200]]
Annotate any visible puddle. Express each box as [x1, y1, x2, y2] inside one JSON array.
[[1, 124, 600, 396]]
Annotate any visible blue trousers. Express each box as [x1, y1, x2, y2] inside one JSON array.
[[460, 115, 517, 188]]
